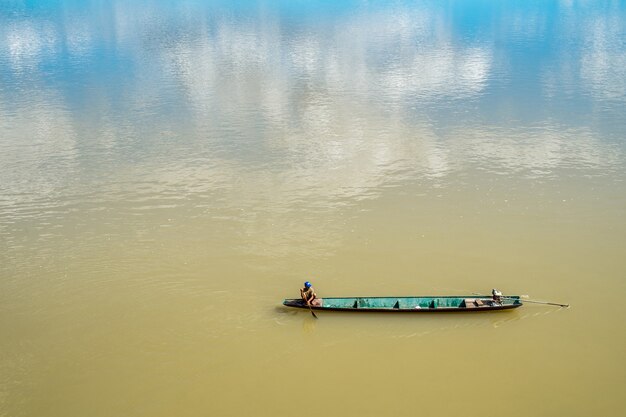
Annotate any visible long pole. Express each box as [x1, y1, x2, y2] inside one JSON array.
[[473, 293, 569, 308], [504, 297, 569, 308]]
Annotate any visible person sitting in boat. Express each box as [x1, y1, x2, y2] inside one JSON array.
[[300, 281, 317, 306], [492, 288, 503, 305]]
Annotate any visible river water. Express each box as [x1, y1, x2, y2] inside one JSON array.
[[1, 1, 625, 416]]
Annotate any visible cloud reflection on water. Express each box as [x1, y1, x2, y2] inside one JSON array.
[[0, 0, 624, 224], [580, 14, 626, 101]]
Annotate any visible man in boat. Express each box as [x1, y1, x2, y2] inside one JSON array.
[[492, 288, 503, 305], [300, 281, 317, 306]]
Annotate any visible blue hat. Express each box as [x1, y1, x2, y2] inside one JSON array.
[[304, 281, 312, 288]]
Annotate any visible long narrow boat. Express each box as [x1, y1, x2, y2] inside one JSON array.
[[283, 295, 522, 312]]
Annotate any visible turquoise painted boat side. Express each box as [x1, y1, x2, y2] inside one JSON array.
[[282, 295, 522, 312]]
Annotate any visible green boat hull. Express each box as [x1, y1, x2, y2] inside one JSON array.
[[283, 295, 522, 312]]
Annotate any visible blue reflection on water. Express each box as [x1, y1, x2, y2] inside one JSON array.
[[1, 0, 624, 129], [0, 0, 624, 197]]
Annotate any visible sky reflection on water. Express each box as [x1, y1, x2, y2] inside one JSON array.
[[0, 0, 625, 229]]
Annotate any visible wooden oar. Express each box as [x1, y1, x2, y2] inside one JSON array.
[[306, 300, 318, 319]]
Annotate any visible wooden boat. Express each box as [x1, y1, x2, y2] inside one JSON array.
[[283, 295, 522, 312]]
